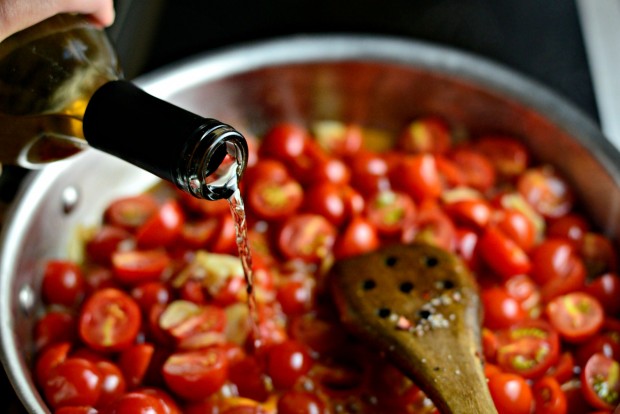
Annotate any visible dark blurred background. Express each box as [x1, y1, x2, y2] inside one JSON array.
[[4, 0, 600, 411]]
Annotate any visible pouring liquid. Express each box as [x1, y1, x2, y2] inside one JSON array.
[[206, 152, 262, 351]]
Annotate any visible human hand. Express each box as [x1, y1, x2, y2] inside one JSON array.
[[0, 0, 115, 42]]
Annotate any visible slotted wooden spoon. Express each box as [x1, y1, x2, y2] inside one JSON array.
[[329, 242, 498, 414]]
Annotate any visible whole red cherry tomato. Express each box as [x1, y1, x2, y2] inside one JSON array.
[[42, 357, 102, 409], [333, 216, 380, 260], [481, 286, 527, 330], [135, 199, 185, 248], [487, 372, 533, 414], [41, 259, 85, 307], [478, 226, 531, 280], [267, 339, 314, 390], [277, 390, 328, 414]]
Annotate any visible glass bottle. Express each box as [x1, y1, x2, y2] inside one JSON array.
[[0, 14, 247, 201]]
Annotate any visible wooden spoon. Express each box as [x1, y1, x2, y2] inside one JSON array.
[[328, 242, 498, 414]]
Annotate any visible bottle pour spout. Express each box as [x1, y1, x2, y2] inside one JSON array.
[[83, 80, 248, 200]]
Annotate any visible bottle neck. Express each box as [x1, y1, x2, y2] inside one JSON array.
[[83, 80, 248, 201]]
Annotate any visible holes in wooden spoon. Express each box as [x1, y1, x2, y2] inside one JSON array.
[[377, 308, 391, 318], [400, 281, 414, 293], [385, 256, 398, 267], [424, 256, 439, 267], [362, 279, 376, 290]]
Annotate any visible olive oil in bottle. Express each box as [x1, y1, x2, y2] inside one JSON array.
[[0, 14, 247, 201]]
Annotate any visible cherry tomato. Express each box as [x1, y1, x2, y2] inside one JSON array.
[[277, 279, 313, 316], [333, 215, 380, 260], [41, 259, 85, 307], [228, 355, 270, 402], [546, 352, 576, 384], [78, 288, 141, 352], [288, 313, 348, 356], [481, 286, 527, 330], [448, 147, 496, 192], [404, 201, 456, 252], [102, 391, 169, 414], [474, 134, 530, 178], [267, 339, 314, 390], [104, 194, 159, 231], [444, 198, 491, 229], [580, 353, 620, 410], [503, 274, 541, 317], [162, 347, 228, 400], [575, 333, 620, 368], [493, 208, 537, 252], [307, 155, 351, 185], [176, 188, 230, 217], [130, 281, 172, 314], [277, 214, 337, 262], [396, 116, 452, 154], [96, 360, 127, 407], [136, 387, 183, 414], [180, 218, 219, 248], [517, 166, 573, 218], [303, 182, 364, 227], [581, 232, 618, 278], [247, 176, 303, 221], [547, 213, 589, 247], [277, 390, 327, 414], [389, 153, 442, 202], [160, 302, 227, 349], [86, 225, 134, 265], [365, 189, 417, 237], [242, 158, 290, 191], [487, 372, 533, 414], [118, 342, 155, 388], [42, 357, 102, 409], [313, 120, 363, 157], [348, 150, 389, 196], [478, 226, 531, 280], [55, 407, 98, 414], [111, 249, 171, 285], [258, 122, 308, 161], [545, 292, 604, 343], [496, 319, 560, 379], [34, 310, 76, 352], [35, 341, 71, 387], [532, 376, 567, 414], [585, 273, 620, 316], [135, 200, 185, 248]]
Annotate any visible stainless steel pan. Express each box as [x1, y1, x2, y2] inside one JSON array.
[[2, 35, 619, 413]]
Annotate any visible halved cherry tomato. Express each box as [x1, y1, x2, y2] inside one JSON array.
[[159, 301, 227, 349], [277, 214, 337, 262], [496, 319, 560, 379], [42, 357, 102, 409], [575, 333, 620, 368], [478, 226, 531, 280], [247, 177, 303, 221], [277, 279, 313, 316], [162, 347, 229, 400], [444, 198, 491, 229], [112, 249, 171, 285], [78, 288, 141, 352], [487, 372, 533, 414], [503, 274, 541, 318], [137, 387, 183, 414], [517, 166, 573, 218], [41, 259, 85, 307], [365, 190, 416, 237], [396, 116, 452, 154], [229, 355, 270, 402], [303, 182, 364, 227], [404, 201, 456, 252], [580, 353, 620, 410], [130, 281, 172, 314], [104, 194, 159, 231], [135, 200, 185, 248], [545, 292, 604, 343], [474, 134, 530, 179], [547, 213, 589, 247], [313, 120, 363, 157], [532, 376, 567, 414]]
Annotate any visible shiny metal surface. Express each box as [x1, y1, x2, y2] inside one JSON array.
[[2, 34, 620, 413]]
